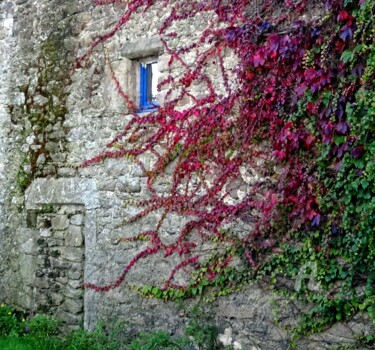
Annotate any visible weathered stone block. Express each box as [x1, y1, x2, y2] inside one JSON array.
[[25, 178, 100, 210], [75, 12, 91, 24], [121, 36, 163, 59], [56, 277, 68, 285], [104, 158, 128, 177], [36, 292, 49, 306], [65, 225, 83, 247], [20, 238, 37, 255], [98, 180, 116, 191], [15, 228, 38, 245], [49, 257, 70, 270], [19, 254, 37, 286], [53, 230, 64, 240], [34, 278, 49, 289], [70, 214, 84, 226], [63, 298, 83, 314], [64, 286, 83, 299], [56, 247, 83, 263], [40, 229, 52, 238], [68, 270, 82, 280], [68, 280, 83, 289], [47, 238, 64, 247], [55, 310, 83, 326], [17, 292, 34, 310], [36, 153, 46, 168], [33, 94, 48, 106], [58, 167, 77, 177], [50, 293, 64, 306], [117, 176, 141, 193], [51, 215, 69, 231]]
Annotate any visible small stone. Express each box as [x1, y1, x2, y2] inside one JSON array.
[[98, 180, 116, 191], [20, 238, 37, 255], [26, 134, 36, 145], [65, 225, 84, 247], [53, 230, 64, 240], [51, 215, 69, 230], [30, 144, 42, 151], [49, 257, 70, 270], [45, 124, 53, 132], [34, 278, 49, 289], [58, 168, 77, 177], [50, 293, 64, 306], [23, 164, 32, 174], [68, 280, 82, 289], [47, 238, 64, 247], [33, 95, 49, 106], [68, 270, 82, 280], [76, 12, 91, 23], [40, 229, 52, 238], [63, 298, 83, 314], [117, 176, 141, 193], [64, 287, 83, 299], [70, 214, 84, 226], [57, 247, 83, 262], [36, 154, 46, 168], [55, 310, 83, 326], [56, 277, 68, 285], [45, 141, 59, 153], [36, 293, 48, 305], [105, 158, 127, 176]]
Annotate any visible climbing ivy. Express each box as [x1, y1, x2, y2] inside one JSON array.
[[78, 0, 375, 342]]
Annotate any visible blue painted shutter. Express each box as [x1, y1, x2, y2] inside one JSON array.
[[139, 64, 148, 109], [138, 62, 159, 112]]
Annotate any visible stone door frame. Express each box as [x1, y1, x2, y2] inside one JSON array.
[[25, 177, 99, 329]]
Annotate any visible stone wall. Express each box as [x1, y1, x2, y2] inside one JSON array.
[[0, 0, 15, 300], [0, 1, 374, 349], [1, 0, 83, 325]]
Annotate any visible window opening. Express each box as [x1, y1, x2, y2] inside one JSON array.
[[139, 61, 159, 112]]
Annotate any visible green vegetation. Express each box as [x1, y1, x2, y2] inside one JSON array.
[[0, 304, 238, 350]]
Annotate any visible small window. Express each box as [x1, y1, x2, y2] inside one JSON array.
[[138, 61, 160, 112]]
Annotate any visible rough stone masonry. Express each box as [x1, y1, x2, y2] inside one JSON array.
[[0, 1, 374, 349]]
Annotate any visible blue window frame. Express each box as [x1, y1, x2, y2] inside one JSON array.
[[138, 61, 159, 112]]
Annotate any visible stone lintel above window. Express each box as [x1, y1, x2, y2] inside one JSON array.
[[121, 36, 163, 60]]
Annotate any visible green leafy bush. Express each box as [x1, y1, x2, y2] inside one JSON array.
[[130, 331, 189, 350], [0, 304, 24, 336], [26, 315, 60, 337], [64, 322, 122, 350], [0, 306, 238, 350]]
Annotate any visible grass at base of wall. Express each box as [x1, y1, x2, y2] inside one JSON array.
[[0, 306, 238, 350], [0, 336, 62, 350], [0, 337, 34, 350]]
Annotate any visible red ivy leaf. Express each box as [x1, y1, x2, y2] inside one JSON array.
[[253, 51, 266, 67], [295, 83, 307, 96], [337, 10, 349, 22], [335, 121, 349, 134], [340, 26, 353, 41], [350, 146, 365, 158]]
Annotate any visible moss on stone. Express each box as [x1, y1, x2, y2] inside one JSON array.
[[12, 31, 72, 193]]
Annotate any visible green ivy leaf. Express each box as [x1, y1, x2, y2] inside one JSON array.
[[341, 50, 354, 63], [361, 179, 369, 189]]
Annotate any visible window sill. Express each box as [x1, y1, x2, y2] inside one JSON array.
[[136, 106, 159, 114]]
